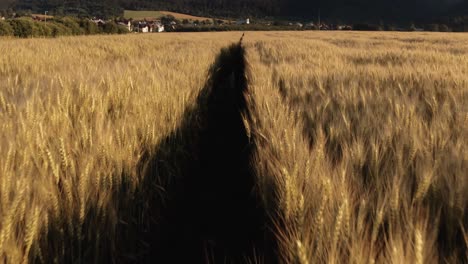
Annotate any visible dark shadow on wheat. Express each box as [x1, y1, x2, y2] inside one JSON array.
[[37, 41, 277, 264], [117, 42, 275, 263]]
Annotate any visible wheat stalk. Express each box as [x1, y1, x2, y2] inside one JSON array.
[[415, 170, 432, 203], [332, 199, 347, 249], [59, 138, 69, 169], [390, 185, 400, 220], [414, 228, 424, 264], [0, 181, 27, 252], [45, 149, 60, 184], [23, 207, 40, 264], [0, 93, 6, 112], [371, 207, 384, 245], [357, 199, 367, 234], [296, 240, 309, 264]]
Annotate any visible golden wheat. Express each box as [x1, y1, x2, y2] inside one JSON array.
[[245, 31, 467, 263], [0, 31, 466, 263], [0, 32, 240, 262]]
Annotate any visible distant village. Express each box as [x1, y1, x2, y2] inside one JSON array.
[[88, 17, 257, 33], [109, 19, 166, 33], [26, 14, 358, 33], [91, 17, 255, 33], [1, 12, 449, 35], [94, 17, 430, 32], [87, 16, 358, 33]]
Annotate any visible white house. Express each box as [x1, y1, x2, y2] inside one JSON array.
[[91, 19, 106, 26], [133, 20, 165, 33], [304, 22, 315, 29], [157, 24, 165, 32], [126, 21, 131, 32]]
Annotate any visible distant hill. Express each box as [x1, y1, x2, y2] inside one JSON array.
[[7, 0, 468, 23], [0, 0, 13, 9]]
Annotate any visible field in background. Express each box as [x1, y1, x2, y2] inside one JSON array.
[[0, 32, 466, 263], [123, 10, 223, 21]]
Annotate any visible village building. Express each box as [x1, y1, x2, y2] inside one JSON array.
[[118, 21, 132, 32], [136, 22, 149, 33], [319, 23, 330, 30], [156, 23, 165, 32], [134, 20, 165, 33], [304, 22, 316, 29], [236, 18, 250, 25], [91, 19, 106, 26]]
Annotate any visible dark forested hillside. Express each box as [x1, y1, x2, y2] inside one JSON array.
[[0, 0, 13, 9], [4, 0, 468, 22], [11, 0, 122, 18]]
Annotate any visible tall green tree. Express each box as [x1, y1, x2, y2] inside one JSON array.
[[0, 20, 14, 36]]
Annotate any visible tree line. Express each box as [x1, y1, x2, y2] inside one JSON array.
[[0, 17, 128, 37]]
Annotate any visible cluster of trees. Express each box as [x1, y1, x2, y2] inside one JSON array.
[[352, 18, 468, 32], [0, 17, 128, 38], [434, 15, 468, 32], [173, 22, 466, 33]]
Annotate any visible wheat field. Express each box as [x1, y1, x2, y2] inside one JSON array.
[[244, 32, 467, 263], [0, 32, 467, 263]]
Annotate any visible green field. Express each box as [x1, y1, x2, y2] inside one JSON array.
[[123, 10, 220, 21]]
